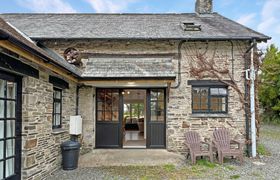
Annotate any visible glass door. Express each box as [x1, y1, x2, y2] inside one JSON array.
[[147, 89, 166, 148], [0, 71, 21, 179], [96, 89, 122, 148]]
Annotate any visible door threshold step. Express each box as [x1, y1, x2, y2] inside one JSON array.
[[123, 146, 146, 148]]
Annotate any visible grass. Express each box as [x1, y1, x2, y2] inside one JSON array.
[[230, 175, 240, 179], [99, 160, 222, 179], [195, 159, 217, 168], [257, 143, 271, 156], [163, 164, 176, 172]]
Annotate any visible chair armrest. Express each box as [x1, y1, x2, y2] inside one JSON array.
[[184, 141, 191, 149], [230, 140, 243, 149], [212, 140, 221, 150]]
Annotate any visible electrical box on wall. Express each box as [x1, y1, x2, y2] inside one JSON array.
[[69, 115, 82, 135]]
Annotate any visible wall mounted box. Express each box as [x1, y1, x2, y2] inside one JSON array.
[[69, 115, 82, 135]]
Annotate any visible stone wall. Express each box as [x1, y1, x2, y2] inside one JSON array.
[[167, 41, 247, 152], [21, 70, 77, 179], [43, 39, 248, 153], [78, 86, 95, 150]]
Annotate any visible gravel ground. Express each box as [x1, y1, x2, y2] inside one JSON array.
[[46, 124, 280, 180]]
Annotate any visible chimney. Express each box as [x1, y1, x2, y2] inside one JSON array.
[[195, 0, 213, 14]]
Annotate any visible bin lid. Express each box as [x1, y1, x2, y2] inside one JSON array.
[[61, 140, 80, 148]]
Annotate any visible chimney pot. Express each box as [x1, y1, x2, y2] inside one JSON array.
[[195, 0, 213, 14]]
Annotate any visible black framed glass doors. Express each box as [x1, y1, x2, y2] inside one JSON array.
[[0, 71, 22, 179], [95, 88, 166, 149]]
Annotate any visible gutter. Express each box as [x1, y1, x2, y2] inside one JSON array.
[[0, 29, 81, 77], [171, 40, 187, 89], [32, 37, 271, 42], [244, 39, 257, 157]]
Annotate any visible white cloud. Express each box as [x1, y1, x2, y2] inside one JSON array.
[[258, 0, 280, 35], [237, 13, 256, 26], [17, 0, 77, 13], [256, 0, 280, 48], [84, 0, 137, 13]]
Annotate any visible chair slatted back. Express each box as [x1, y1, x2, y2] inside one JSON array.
[[213, 128, 230, 151], [185, 131, 201, 152]]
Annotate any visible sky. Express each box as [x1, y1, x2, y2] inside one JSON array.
[[0, 0, 279, 50]]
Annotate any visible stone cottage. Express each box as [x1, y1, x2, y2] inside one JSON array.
[[0, 0, 270, 179]]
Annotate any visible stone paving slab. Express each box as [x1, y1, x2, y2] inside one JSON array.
[[79, 149, 186, 167]]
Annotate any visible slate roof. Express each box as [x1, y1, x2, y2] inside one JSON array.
[[0, 13, 270, 41], [82, 57, 176, 79], [0, 18, 82, 76]]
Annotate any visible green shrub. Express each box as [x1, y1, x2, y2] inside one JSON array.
[[259, 44, 280, 124]]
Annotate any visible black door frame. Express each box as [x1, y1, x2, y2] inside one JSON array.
[[0, 70, 22, 180], [95, 87, 166, 149]]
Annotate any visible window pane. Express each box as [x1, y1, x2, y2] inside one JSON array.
[[104, 111, 112, 121], [98, 102, 104, 110], [6, 120, 15, 138], [151, 110, 157, 121], [0, 101, 4, 118], [7, 101, 15, 118], [54, 90, 61, 99], [150, 102, 156, 111], [151, 91, 157, 101], [158, 90, 164, 101], [97, 90, 105, 102], [157, 111, 164, 121], [158, 102, 164, 111], [0, 141, 3, 159], [112, 93, 119, 111], [0, 161, 3, 180], [219, 88, 227, 95], [0, 121, 3, 139], [5, 158, 14, 178], [210, 97, 226, 112], [0, 80, 5, 98], [55, 114, 61, 126], [55, 102, 61, 113], [192, 88, 209, 112], [112, 111, 119, 121], [97, 111, 104, 121], [210, 88, 227, 95], [7, 82, 16, 99], [210, 88, 219, 95], [6, 139, 15, 157]]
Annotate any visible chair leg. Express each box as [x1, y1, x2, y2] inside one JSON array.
[[193, 155, 196, 164], [220, 154, 224, 165]]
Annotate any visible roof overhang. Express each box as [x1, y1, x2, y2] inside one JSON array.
[[80, 79, 173, 88]]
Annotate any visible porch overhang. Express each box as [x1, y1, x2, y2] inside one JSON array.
[[81, 57, 176, 83], [80, 79, 173, 88]]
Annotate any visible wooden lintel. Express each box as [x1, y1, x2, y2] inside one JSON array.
[[0, 40, 78, 83]]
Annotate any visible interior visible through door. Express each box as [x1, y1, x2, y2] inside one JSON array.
[[122, 89, 146, 148]]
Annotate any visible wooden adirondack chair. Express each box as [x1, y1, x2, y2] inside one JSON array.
[[213, 128, 244, 164], [185, 131, 213, 164]]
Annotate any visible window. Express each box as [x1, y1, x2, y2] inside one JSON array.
[[150, 89, 165, 121], [53, 88, 62, 129], [0, 79, 17, 179], [97, 89, 119, 122], [192, 87, 228, 113]]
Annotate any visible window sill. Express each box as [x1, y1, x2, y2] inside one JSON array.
[[52, 128, 68, 135], [190, 113, 231, 118]]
